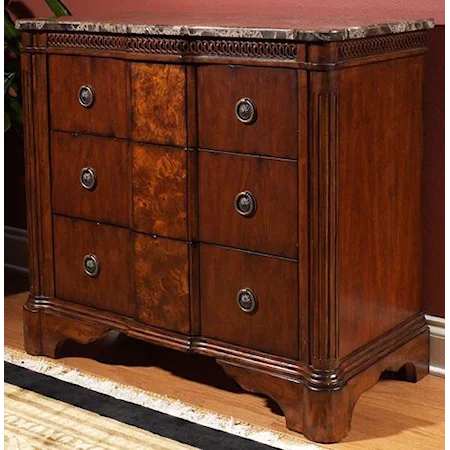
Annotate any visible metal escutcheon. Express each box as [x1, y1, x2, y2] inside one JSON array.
[[235, 98, 257, 124], [78, 85, 95, 108], [80, 167, 97, 191], [236, 288, 258, 313], [83, 253, 99, 277], [234, 190, 257, 217]]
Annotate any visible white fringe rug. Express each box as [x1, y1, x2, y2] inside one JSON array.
[[4, 346, 322, 450]]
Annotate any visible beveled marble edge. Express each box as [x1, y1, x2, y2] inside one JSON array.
[[16, 18, 434, 42]]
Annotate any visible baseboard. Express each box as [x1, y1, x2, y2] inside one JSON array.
[[4, 226, 28, 274], [426, 315, 445, 377], [4, 227, 445, 378]]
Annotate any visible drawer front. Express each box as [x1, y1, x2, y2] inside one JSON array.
[[200, 245, 298, 359], [199, 151, 298, 258], [131, 63, 187, 146], [132, 143, 187, 239], [135, 234, 190, 334], [54, 216, 133, 316], [51, 132, 130, 227], [49, 55, 128, 137], [198, 66, 297, 158]]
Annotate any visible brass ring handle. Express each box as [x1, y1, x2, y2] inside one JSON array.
[[235, 98, 257, 124], [234, 190, 257, 218], [80, 167, 97, 191], [78, 85, 95, 108], [236, 288, 258, 313], [83, 253, 99, 277]]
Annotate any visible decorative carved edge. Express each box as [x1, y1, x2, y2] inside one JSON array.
[[46, 33, 298, 60], [219, 330, 429, 443], [42, 31, 428, 65], [338, 31, 427, 61], [24, 295, 429, 391]]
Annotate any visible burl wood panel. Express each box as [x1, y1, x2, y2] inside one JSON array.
[[49, 55, 127, 138], [135, 234, 190, 334], [131, 63, 187, 146], [338, 56, 425, 357], [53, 216, 133, 317], [200, 244, 298, 359], [199, 151, 298, 258], [197, 65, 297, 159], [132, 143, 187, 239], [51, 132, 130, 227]]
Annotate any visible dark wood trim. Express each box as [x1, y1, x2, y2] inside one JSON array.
[[21, 42, 37, 294], [297, 69, 309, 362], [186, 65, 200, 335], [22, 41, 54, 298], [308, 68, 339, 370]]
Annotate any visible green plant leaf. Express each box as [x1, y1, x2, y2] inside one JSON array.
[[8, 96, 23, 125], [4, 111, 11, 132], [5, 12, 20, 40], [4, 72, 15, 95], [44, 0, 71, 17]]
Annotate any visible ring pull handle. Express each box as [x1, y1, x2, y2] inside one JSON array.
[[236, 288, 258, 313], [234, 190, 257, 218], [78, 85, 95, 108], [235, 98, 257, 124], [83, 253, 99, 277], [80, 167, 97, 191]]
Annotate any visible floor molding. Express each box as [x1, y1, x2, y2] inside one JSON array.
[[4, 228, 445, 378], [426, 315, 445, 377], [4, 226, 28, 274]]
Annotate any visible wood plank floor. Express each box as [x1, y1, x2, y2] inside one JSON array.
[[4, 271, 445, 449]]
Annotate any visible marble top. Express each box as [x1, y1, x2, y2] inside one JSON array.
[[16, 12, 434, 42]]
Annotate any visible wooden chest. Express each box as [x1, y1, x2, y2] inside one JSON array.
[[18, 13, 433, 443]]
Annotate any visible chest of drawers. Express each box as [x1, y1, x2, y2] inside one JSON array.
[[18, 13, 433, 443]]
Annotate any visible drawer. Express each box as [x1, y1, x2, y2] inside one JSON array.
[[200, 245, 298, 359], [198, 65, 297, 158], [131, 63, 187, 146], [132, 143, 187, 239], [54, 216, 133, 316], [135, 234, 190, 334], [51, 132, 130, 227], [49, 55, 128, 138], [199, 151, 298, 258]]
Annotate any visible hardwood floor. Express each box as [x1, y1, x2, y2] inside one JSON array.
[[4, 270, 445, 449]]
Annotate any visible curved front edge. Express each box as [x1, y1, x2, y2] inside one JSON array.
[[23, 295, 113, 358], [217, 329, 430, 444]]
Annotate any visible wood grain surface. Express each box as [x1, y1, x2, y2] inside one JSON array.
[[198, 65, 298, 158], [131, 63, 187, 146], [135, 234, 190, 334], [200, 244, 298, 359], [51, 131, 131, 227], [53, 216, 133, 317], [337, 56, 425, 357], [132, 143, 187, 239], [199, 151, 298, 258], [49, 55, 128, 138]]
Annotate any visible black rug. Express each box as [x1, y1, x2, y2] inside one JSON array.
[[5, 361, 283, 450]]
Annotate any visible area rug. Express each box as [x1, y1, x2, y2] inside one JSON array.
[[5, 347, 321, 450]]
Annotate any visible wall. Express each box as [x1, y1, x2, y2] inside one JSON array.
[[7, 1, 444, 317]]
